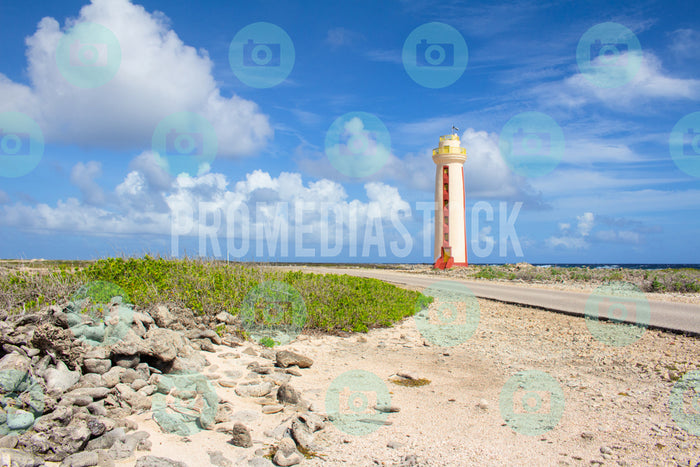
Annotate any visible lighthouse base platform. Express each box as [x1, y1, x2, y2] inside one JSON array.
[[432, 247, 467, 269]]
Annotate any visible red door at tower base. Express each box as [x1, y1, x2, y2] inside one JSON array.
[[433, 246, 454, 269]]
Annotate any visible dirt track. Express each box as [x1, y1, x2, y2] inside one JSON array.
[[287, 294, 700, 466]]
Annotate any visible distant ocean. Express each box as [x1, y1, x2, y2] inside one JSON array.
[[305, 262, 700, 270], [264, 261, 700, 270], [526, 264, 700, 270]]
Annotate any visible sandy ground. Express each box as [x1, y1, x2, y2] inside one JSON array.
[[291, 298, 700, 466], [90, 293, 700, 467]]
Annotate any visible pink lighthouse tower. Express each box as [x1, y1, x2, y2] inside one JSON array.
[[432, 128, 468, 269]]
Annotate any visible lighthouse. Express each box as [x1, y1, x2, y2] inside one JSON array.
[[432, 130, 468, 269]]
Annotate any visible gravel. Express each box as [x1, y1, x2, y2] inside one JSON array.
[[283, 295, 700, 466]]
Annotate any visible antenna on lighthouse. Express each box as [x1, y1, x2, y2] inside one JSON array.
[[451, 125, 459, 135]]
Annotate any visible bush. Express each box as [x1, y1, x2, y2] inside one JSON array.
[[463, 264, 699, 293], [475, 266, 507, 280], [0, 256, 431, 334]]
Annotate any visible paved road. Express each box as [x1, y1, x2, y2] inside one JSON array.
[[288, 266, 700, 336]]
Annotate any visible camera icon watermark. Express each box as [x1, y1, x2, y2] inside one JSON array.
[[0, 370, 44, 436], [67, 281, 135, 347], [151, 371, 219, 436], [511, 128, 551, 157], [576, 22, 642, 88], [338, 387, 378, 416], [341, 130, 379, 159], [584, 282, 650, 347], [165, 130, 203, 157], [152, 111, 218, 177], [669, 112, 700, 178], [240, 280, 307, 346], [414, 281, 479, 347], [403, 22, 468, 88], [0, 112, 44, 178], [325, 370, 391, 436], [229, 22, 295, 88], [669, 370, 700, 436], [499, 370, 565, 436], [589, 39, 628, 67], [683, 129, 700, 156], [325, 112, 391, 178], [55, 22, 121, 89], [69, 39, 109, 67], [499, 112, 565, 178], [243, 39, 281, 67], [0, 131, 30, 156], [416, 39, 454, 67]]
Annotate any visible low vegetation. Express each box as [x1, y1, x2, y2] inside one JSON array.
[[387, 263, 699, 293], [0, 256, 432, 334], [390, 378, 431, 387], [2, 258, 696, 339]]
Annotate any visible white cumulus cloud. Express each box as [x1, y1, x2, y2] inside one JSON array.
[[545, 211, 655, 250], [534, 52, 700, 110], [546, 211, 594, 250], [0, 0, 272, 156], [0, 152, 415, 259], [71, 161, 105, 205], [577, 212, 594, 236]]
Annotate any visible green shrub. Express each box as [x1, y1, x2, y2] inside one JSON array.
[[475, 266, 507, 280], [1, 256, 430, 334], [607, 271, 624, 281], [259, 336, 278, 348]]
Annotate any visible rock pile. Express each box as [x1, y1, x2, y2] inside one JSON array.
[[0, 296, 324, 466]]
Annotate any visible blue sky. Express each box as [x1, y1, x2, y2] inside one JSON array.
[[0, 0, 698, 264]]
